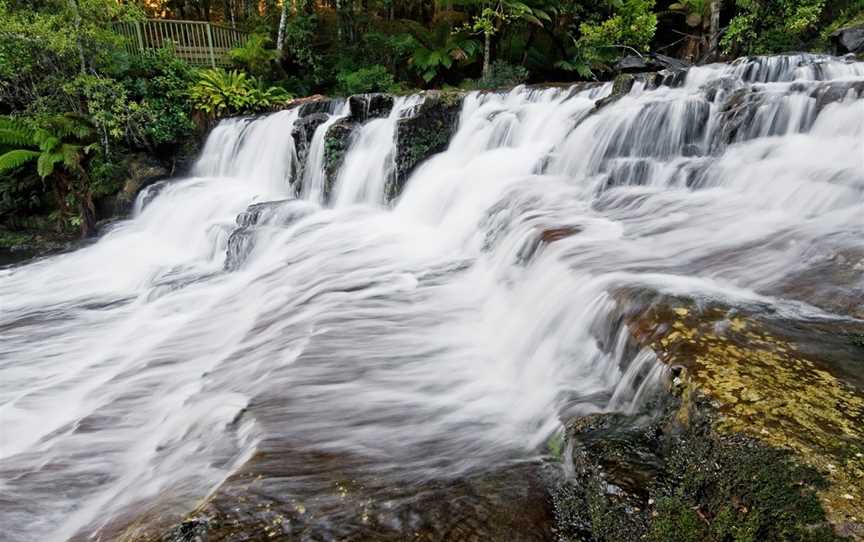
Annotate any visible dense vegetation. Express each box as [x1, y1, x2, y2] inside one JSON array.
[[1, 0, 862, 241]]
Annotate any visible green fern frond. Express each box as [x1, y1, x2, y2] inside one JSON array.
[[36, 152, 63, 179], [0, 149, 39, 174], [0, 117, 33, 147]]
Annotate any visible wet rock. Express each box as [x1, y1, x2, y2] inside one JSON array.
[[389, 91, 464, 201], [616, 53, 690, 74], [348, 93, 395, 123], [294, 94, 334, 116], [227, 200, 316, 270], [96, 154, 169, 219], [135, 452, 554, 542], [554, 384, 848, 542], [321, 119, 357, 201], [594, 74, 636, 110], [291, 112, 330, 184], [617, 296, 864, 537], [832, 25, 864, 55]]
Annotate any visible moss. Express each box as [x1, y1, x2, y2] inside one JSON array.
[[554, 382, 848, 541], [649, 497, 707, 542], [632, 303, 864, 532]]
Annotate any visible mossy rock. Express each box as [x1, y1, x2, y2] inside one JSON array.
[[554, 390, 849, 542], [620, 296, 864, 539]]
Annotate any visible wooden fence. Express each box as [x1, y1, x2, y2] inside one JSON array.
[[112, 19, 249, 67]]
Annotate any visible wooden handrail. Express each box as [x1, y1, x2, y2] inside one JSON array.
[[110, 19, 250, 68]]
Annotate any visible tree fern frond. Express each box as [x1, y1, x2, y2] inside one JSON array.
[[0, 117, 33, 147], [36, 152, 63, 179], [0, 149, 39, 174]]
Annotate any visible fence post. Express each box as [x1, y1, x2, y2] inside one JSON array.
[[205, 23, 216, 68], [134, 21, 145, 54]]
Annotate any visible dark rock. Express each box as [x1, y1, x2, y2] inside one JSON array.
[[553, 390, 845, 542], [293, 94, 333, 116], [95, 154, 169, 220], [388, 91, 464, 201], [291, 112, 331, 185], [594, 73, 636, 110], [227, 200, 316, 270], [321, 119, 358, 202], [831, 24, 864, 55], [617, 55, 650, 72], [616, 53, 690, 74], [348, 93, 394, 123]]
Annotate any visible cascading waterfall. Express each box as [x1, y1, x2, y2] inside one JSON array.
[[333, 95, 424, 206], [299, 100, 350, 203], [1, 53, 863, 541]]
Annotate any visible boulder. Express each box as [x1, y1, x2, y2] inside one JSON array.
[[96, 154, 168, 219], [831, 24, 864, 55], [389, 91, 464, 200], [616, 53, 690, 73], [348, 93, 394, 123]]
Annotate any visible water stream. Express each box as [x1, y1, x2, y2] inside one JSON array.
[[1, 54, 863, 541]]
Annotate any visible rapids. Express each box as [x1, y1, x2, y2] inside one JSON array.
[[1, 53, 863, 540]]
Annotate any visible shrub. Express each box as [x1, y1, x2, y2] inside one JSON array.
[[189, 69, 292, 117], [335, 65, 399, 95]]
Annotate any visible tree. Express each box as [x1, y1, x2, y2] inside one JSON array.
[[460, 0, 551, 80], [0, 114, 99, 237]]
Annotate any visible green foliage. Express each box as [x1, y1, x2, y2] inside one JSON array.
[[721, 0, 833, 54], [0, 113, 99, 233], [121, 49, 195, 149], [0, 115, 95, 179], [577, 0, 658, 70], [464, 60, 530, 88], [410, 23, 481, 83], [336, 65, 400, 95], [280, 13, 326, 92], [189, 69, 292, 117], [230, 33, 279, 78]]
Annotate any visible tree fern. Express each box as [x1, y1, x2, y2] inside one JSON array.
[[0, 118, 33, 147], [37, 151, 64, 179], [0, 149, 40, 173]]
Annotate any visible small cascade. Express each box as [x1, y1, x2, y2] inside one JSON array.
[[332, 95, 424, 206], [299, 101, 350, 203], [1, 53, 863, 542]]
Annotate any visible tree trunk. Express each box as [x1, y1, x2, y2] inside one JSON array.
[[276, 0, 289, 51], [708, 0, 721, 59], [482, 31, 492, 81], [78, 192, 97, 238]]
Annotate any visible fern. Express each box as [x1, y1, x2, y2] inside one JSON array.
[[0, 149, 40, 173], [0, 118, 32, 147]]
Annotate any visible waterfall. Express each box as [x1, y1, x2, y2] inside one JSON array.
[[1, 54, 863, 541], [332, 95, 424, 206], [299, 100, 350, 203]]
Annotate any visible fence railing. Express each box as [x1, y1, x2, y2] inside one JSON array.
[[112, 19, 249, 67]]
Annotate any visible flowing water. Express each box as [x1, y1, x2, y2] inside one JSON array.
[[1, 54, 863, 541]]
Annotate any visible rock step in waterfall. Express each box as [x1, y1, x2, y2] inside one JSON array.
[[0, 53, 863, 542]]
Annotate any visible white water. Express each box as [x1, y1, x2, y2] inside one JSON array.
[[300, 100, 349, 203], [1, 53, 863, 541], [333, 95, 423, 206]]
